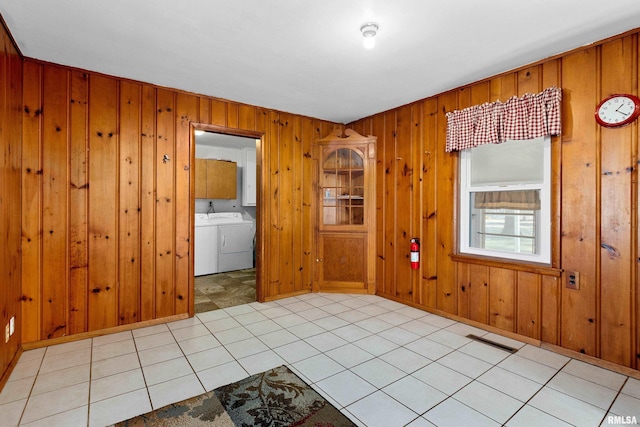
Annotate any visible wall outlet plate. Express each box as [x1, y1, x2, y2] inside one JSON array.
[[5, 323, 9, 343], [9, 316, 15, 336], [566, 270, 580, 290]]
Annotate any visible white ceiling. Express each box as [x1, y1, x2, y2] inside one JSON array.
[[2, 1, 640, 123]]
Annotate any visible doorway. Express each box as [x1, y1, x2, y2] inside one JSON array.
[[192, 126, 262, 313]]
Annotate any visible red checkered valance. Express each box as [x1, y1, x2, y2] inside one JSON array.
[[445, 86, 562, 152]]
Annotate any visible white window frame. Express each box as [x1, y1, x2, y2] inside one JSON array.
[[459, 136, 551, 264]]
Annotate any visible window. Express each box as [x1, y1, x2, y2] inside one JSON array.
[[321, 148, 365, 226], [459, 136, 551, 264]]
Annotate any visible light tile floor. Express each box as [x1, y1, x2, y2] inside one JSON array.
[[2, 293, 640, 427]]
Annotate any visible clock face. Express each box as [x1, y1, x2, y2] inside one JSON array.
[[596, 94, 640, 127]]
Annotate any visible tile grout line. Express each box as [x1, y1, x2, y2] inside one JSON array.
[[16, 347, 47, 427], [500, 356, 573, 426], [597, 376, 628, 426]]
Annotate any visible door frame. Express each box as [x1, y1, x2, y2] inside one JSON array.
[[189, 123, 265, 316]]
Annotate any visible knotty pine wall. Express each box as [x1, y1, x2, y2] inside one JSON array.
[[5, 18, 640, 379], [350, 30, 640, 370], [20, 59, 337, 345], [0, 19, 23, 386]]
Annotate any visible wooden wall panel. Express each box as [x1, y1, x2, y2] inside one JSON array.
[[395, 105, 413, 300], [267, 112, 281, 296], [0, 20, 22, 386], [118, 81, 141, 324], [21, 61, 42, 344], [238, 104, 256, 131], [88, 75, 118, 331], [382, 112, 397, 297], [372, 113, 386, 297], [560, 47, 599, 357], [140, 86, 157, 321], [421, 99, 438, 308], [434, 90, 457, 314], [300, 117, 318, 292], [210, 99, 226, 126], [517, 66, 541, 96], [516, 271, 540, 340], [489, 268, 515, 332], [291, 116, 303, 294], [456, 263, 469, 318], [410, 104, 423, 303], [469, 265, 489, 324], [598, 36, 635, 366], [542, 59, 562, 268], [41, 66, 68, 339], [541, 275, 560, 345], [175, 93, 197, 315], [154, 89, 176, 318], [6, 31, 22, 358], [279, 114, 295, 295], [226, 102, 239, 128], [68, 71, 89, 335]]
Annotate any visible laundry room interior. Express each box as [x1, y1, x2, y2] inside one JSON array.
[[194, 130, 258, 312]]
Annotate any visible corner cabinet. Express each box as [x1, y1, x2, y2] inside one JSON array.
[[313, 129, 376, 294]]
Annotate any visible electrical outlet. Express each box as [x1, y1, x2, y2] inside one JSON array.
[[566, 270, 580, 290], [9, 316, 15, 336]]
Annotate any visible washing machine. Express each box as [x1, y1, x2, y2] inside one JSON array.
[[194, 213, 218, 276], [194, 212, 254, 276]]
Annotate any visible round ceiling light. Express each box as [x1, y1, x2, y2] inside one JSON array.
[[360, 22, 379, 49]]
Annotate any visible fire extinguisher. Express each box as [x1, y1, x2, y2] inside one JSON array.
[[410, 238, 420, 270]]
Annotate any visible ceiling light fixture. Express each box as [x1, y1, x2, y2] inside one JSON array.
[[360, 22, 378, 49]]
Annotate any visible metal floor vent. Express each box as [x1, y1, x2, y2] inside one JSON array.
[[465, 334, 519, 353]]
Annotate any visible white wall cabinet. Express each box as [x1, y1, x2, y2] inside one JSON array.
[[242, 147, 256, 206]]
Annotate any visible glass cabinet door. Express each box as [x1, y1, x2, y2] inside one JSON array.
[[321, 147, 365, 226]]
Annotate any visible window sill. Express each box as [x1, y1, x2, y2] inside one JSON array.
[[450, 253, 562, 277]]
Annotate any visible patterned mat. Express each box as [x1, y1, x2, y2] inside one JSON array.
[[115, 365, 356, 426]]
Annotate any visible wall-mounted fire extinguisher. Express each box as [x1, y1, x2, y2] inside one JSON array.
[[410, 238, 420, 270]]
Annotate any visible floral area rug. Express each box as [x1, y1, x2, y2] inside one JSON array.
[[115, 365, 356, 426]]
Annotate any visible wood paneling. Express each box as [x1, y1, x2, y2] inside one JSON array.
[[41, 66, 68, 339], [421, 98, 438, 309], [5, 18, 640, 376], [434, 90, 458, 314], [598, 36, 635, 367], [0, 19, 22, 387], [560, 47, 599, 357], [395, 105, 413, 300], [174, 93, 196, 316], [140, 86, 157, 321], [118, 81, 141, 325], [69, 70, 89, 335], [517, 271, 541, 340], [350, 30, 640, 370], [489, 267, 515, 332], [21, 61, 41, 344], [18, 59, 336, 345], [88, 75, 118, 331]]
